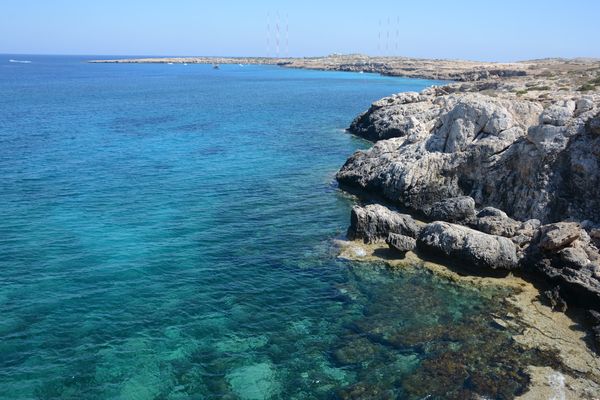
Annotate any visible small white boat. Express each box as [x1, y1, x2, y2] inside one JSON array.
[[9, 59, 32, 64], [239, 64, 244, 67], [167, 62, 174, 65]]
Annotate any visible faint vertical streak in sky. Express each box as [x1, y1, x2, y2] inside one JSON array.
[[378, 19, 381, 56], [286, 13, 289, 58], [386, 17, 390, 55], [396, 16, 400, 54], [266, 12, 270, 57], [275, 11, 280, 58]]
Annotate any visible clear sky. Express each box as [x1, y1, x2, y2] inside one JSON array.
[[1, 0, 599, 61]]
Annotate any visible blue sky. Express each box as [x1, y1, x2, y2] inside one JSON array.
[[1, 0, 599, 61]]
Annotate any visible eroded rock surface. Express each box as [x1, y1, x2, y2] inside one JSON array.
[[525, 222, 600, 309], [348, 204, 421, 244], [424, 196, 476, 223], [338, 88, 600, 317], [417, 221, 519, 270], [338, 92, 600, 224], [386, 233, 416, 253]]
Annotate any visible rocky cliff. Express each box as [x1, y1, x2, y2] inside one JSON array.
[[336, 81, 600, 348], [339, 90, 600, 223]]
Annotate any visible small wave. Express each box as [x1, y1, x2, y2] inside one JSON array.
[[9, 59, 32, 64]]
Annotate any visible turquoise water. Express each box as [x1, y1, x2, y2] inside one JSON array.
[[0, 56, 554, 399]]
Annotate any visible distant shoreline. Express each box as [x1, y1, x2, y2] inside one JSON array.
[[89, 54, 600, 83], [89, 55, 529, 82]]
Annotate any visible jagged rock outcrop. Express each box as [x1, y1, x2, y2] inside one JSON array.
[[339, 89, 600, 313], [338, 92, 600, 224], [467, 207, 541, 256], [417, 221, 519, 270], [348, 92, 444, 141], [524, 222, 600, 309], [348, 204, 421, 244]]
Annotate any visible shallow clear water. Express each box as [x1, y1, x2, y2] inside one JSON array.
[[0, 56, 553, 399]]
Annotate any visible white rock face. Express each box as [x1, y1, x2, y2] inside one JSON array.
[[338, 92, 600, 224], [417, 221, 519, 270], [338, 90, 600, 313], [348, 204, 421, 243]]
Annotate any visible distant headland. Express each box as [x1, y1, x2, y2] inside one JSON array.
[[90, 54, 600, 89]]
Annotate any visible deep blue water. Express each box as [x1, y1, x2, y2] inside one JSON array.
[[0, 56, 549, 400]]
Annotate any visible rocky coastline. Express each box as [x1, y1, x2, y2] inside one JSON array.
[[334, 58, 600, 398], [90, 54, 599, 83]]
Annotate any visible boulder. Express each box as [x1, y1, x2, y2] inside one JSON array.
[[471, 214, 521, 238], [558, 246, 590, 269], [348, 204, 421, 244], [477, 207, 509, 219], [519, 219, 541, 236], [525, 224, 600, 310], [425, 196, 476, 223], [538, 222, 581, 252], [417, 221, 519, 270], [534, 261, 600, 310], [575, 98, 594, 116], [386, 233, 416, 253]]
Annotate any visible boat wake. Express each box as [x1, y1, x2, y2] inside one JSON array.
[[9, 59, 32, 64]]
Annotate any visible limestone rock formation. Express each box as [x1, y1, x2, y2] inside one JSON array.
[[417, 221, 519, 270], [470, 209, 522, 238], [538, 222, 582, 252], [525, 222, 600, 309], [424, 196, 476, 223], [338, 93, 600, 224], [348, 204, 421, 244], [338, 88, 600, 313]]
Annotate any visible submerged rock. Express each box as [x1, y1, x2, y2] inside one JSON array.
[[417, 221, 519, 270], [332, 337, 379, 366], [226, 362, 281, 400]]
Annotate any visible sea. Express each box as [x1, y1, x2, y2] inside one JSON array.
[[0, 55, 552, 399]]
